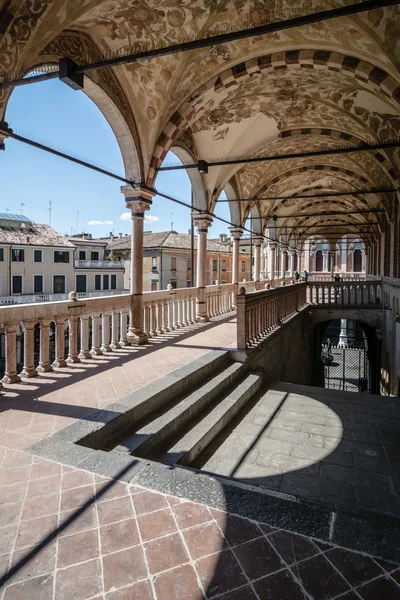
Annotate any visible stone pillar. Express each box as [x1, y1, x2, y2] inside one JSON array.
[[78, 315, 91, 359], [67, 315, 80, 363], [20, 322, 38, 378], [37, 319, 53, 372], [296, 250, 302, 273], [119, 311, 129, 346], [111, 311, 121, 349], [53, 317, 67, 368], [229, 227, 243, 306], [193, 213, 213, 321], [121, 185, 154, 344], [2, 323, 21, 383], [289, 250, 295, 278], [341, 238, 347, 272], [90, 313, 102, 356], [268, 242, 277, 281], [323, 252, 328, 272], [101, 312, 112, 352], [330, 250, 336, 278], [338, 319, 357, 348], [253, 237, 263, 282], [262, 245, 268, 279], [281, 249, 287, 279], [361, 250, 366, 274], [304, 241, 310, 272]]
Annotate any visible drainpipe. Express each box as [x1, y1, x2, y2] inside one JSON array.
[[9, 244, 12, 296], [160, 250, 163, 290]]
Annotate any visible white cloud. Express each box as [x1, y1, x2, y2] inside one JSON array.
[[87, 220, 113, 225], [119, 213, 160, 223]]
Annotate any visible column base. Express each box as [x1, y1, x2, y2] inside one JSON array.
[[110, 342, 121, 350], [196, 315, 210, 323], [90, 348, 103, 356], [118, 340, 130, 347], [100, 345, 112, 353], [37, 363, 53, 373], [2, 372, 21, 384], [78, 351, 92, 360], [53, 359, 67, 368], [66, 356, 80, 364], [127, 331, 148, 345], [20, 367, 38, 378]]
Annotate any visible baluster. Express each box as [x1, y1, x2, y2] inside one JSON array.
[[101, 312, 112, 352], [150, 302, 157, 336], [187, 296, 192, 324], [167, 297, 174, 330], [90, 313, 102, 356], [111, 311, 121, 349], [161, 299, 168, 331], [143, 304, 151, 336], [37, 319, 53, 372], [78, 315, 91, 359], [156, 302, 164, 334], [53, 316, 68, 366], [20, 322, 38, 378], [67, 315, 80, 363], [119, 310, 129, 346], [2, 323, 21, 383]]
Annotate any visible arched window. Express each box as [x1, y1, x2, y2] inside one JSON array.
[[353, 249, 362, 272], [315, 250, 323, 271]]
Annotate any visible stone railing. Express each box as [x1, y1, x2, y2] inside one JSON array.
[[307, 281, 382, 307], [236, 282, 308, 350], [74, 260, 124, 269], [0, 290, 129, 305], [205, 283, 235, 317], [309, 273, 366, 282]]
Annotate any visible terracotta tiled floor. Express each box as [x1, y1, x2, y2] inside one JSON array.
[[1, 317, 400, 599]]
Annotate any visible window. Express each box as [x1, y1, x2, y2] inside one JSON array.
[[95, 274, 101, 290], [33, 275, 43, 293], [53, 275, 66, 294], [54, 251, 70, 263], [103, 274, 109, 290], [170, 280, 177, 289], [12, 249, 24, 262], [111, 274, 117, 290], [12, 275, 23, 294], [212, 259, 217, 272], [186, 280, 191, 288], [222, 259, 226, 272], [91, 251, 99, 261], [78, 250, 86, 261], [76, 275, 86, 293], [152, 256, 157, 271], [241, 261, 246, 272], [187, 257, 191, 271], [32, 249, 42, 263], [151, 280, 158, 291], [171, 257, 176, 271], [0, 248, 3, 261]]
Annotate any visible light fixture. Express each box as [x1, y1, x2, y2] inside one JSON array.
[[198, 160, 208, 174]]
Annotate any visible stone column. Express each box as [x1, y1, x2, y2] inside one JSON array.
[[90, 313, 102, 356], [253, 237, 263, 282], [20, 322, 38, 378], [53, 317, 67, 367], [304, 241, 310, 272], [2, 323, 21, 383], [67, 315, 80, 363], [323, 252, 328, 272], [289, 250, 295, 278], [111, 311, 121, 349], [121, 185, 154, 344], [262, 245, 268, 279], [229, 227, 243, 307], [119, 311, 129, 346], [78, 315, 91, 359], [296, 250, 302, 274], [281, 249, 287, 279], [101, 312, 112, 352], [193, 213, 213, 321], [37, 319, 53, 372], [330, 250, 336, 278], [341, 238, 347, 272], [268, 242, 277, 281]]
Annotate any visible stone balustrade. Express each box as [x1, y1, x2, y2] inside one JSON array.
[[307, 281, 382, 307]]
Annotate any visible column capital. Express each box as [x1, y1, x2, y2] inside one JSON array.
[[229, 227, 243, 240], [252, 236, 264, 247], [0, 121, 12, 150], [40, 319, 53, 328], [121, 184, 155, 214], [288, 248, 296, 256], [268, 241, 278, 249], [192, 213, 213, 232]]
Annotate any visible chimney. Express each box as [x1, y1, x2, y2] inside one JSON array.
[[125, 233, 128, 237], [119, 232, 123, 238], [109, 231, 113, 239]]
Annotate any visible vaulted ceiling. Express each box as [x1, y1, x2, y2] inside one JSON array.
[[0, 0, 399, 246]]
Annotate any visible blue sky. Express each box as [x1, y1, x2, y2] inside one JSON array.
[[2, 79, 231, 239]]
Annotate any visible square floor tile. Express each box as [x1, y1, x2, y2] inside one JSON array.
[[55, 558, 102, 600], [254, 568, 307, 599], [217, 586, 258, 599], [0, 502, 22, 527], [62, 469, 94, 490], [145, 533, 189, 575], [0, 481, 26, 504], [325, 548, 383, 588], [57, 528, 99, 568], [100, 517, 140, 555], [20, 493, 59, 521], [153, 563, 203, 600], [293, 554, 350, 600], [58, 505, 97, 537], [3, 573, 54, 600], [218, 515, 263, 547], [60, 484, 94, 512], [106, 578, 153, 599], [356, 576, 400, 599], [25, 474, 60, 500], [234, 537, 284, 581], [269, 531, 319, 565], [137, 507, 177, 542], [183, 521, 225, 560], [97, 495, 134, 527], [132, 490, 169, 516], [172, 501, 212, 530], [95, 479, 129, 503], [103, 545, 147, 592], [0, 525, 17, 555], [195, 549, 246, 597], [9, 542, 56, 585]]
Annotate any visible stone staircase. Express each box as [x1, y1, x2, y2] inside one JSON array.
[[107, 353, 263, 468]]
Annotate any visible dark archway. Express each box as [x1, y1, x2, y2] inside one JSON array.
[[354, 249, 362, 272], [315, 250, 323, 272]]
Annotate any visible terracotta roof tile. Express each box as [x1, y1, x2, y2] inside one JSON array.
[[0, 224, 75, 248], [108, 231, 230, 253]]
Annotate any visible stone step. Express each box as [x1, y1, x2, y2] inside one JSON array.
[[114, 361, 246, 457], [161, 373, 263, 467]]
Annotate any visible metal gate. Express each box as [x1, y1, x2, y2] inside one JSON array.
[[322, 344, 371, 393]]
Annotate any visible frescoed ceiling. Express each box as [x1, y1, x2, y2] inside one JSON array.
[[0, 0, 399, 244]]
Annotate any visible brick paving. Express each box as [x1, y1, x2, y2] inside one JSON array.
[[1, 317, 400, 599]]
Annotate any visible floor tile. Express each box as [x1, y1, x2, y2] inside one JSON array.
[[60, 484, 94, 512], [217, 515, 264, 547], [100, 517, 140, 555], [57, 528, 99, 568], [269, 530, 319, 565], [145, 532, 189, 574], [183, 521, 226, 560], [103, 545, 147, 592], [217, 586, 258, 599], [132, 490, 169, 516], [292, 554, 351, 600], [62, 469, 94, 490], [97, 495, 134, 526], [3, 573, 54, 600], [196, 549, 246, 597], [15, 514, 58, 549], [234, 536, 284, 581], [0, 525, 17, 555], [20, 492, 59, 521], [172, 501, 213, 530], [137, 507, 177, 542], [58, 504, 97, 537], [325, 548, 383, 588], [0, 481, 27, 504], [8, 541, 56, 585], [356, 576, 400, 599], [106, 578, 154, 599], [153, 563, 203, 600], [54, 557, 102, 600], [25, 474, 61, 499], [254, 568, 307, 599]]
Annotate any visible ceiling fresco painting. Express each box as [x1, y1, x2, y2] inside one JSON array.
[[0, 0, 399, 245]]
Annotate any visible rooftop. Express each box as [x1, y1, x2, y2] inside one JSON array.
[[109, 231, 232, 253], [0, 223, 75, 248]]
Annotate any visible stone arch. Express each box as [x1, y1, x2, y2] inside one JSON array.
[[167, 145, 207, 212], [148, 49, 400, 187], [221, 182, 242, 229]]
